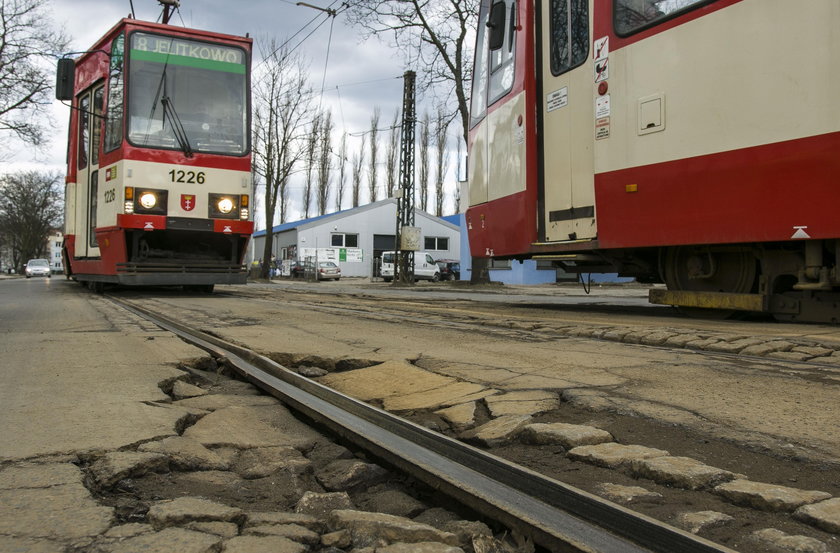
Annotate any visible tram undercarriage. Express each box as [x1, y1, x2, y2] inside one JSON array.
[[534, 240, 840, 323]]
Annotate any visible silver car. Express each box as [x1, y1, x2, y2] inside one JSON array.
[[25, 258, 51, 278]]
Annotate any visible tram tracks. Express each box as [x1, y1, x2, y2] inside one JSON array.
[[111, 295, 737, 553]]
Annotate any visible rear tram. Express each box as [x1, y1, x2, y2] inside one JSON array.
[[57, 17, 253, 292], [467, 0, 840, 321]]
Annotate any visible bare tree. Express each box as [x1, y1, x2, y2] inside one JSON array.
[[346, 0, 478, 145], [0, 0, 69, 149], [433, 108, 449, 216], [351, 135, 365, 208], [302, 111, 322, 219], [316, 109, 334, 215], [417, 111, 430, 212], [384, 109, 399, 198], [252, 41, 314, 278], [0, 170, 62, 271], [367, 107, 380, 203], [335, 132, 348, 211]]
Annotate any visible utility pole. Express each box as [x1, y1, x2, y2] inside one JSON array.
[[394, 71, 416, 285]]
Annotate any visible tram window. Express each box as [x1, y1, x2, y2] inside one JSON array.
[[91, 86, 104, 166], [469, 0, 491, 127], [105, 32, 125, 153], [488, 0, 516, 103], [550, 0, 589, 76], [77, 93, 90, 170], [89, 170, 98, 248], [614, 0, 709, 36], [127, 32, 249, 156]]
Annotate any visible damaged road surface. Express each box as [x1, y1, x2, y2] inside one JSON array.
[[2, 278, 840, 552]]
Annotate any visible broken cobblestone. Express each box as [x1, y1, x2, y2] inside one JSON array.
[[630, 456, 735, 490], [566, 443, 669, 469], [596, 483, 663, 504], [752, 528, 830, 553], [676, 511, 734, 534], [519, 422, 613, 449], [714, 479, 832, 512], [795, 498, 840, 534]]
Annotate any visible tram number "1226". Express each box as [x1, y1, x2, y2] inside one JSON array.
[[168, 170, 206, 184]]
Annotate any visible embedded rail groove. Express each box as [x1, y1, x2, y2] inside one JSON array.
[[112, 296, 737, 553]]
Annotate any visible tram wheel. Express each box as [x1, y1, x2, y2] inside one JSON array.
[[662, 246, 757, 319]]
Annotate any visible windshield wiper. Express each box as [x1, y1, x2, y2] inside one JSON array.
[[161, 96, 193, 158]]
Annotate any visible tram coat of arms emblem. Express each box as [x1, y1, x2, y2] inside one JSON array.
[[181, 194, 196, 211]]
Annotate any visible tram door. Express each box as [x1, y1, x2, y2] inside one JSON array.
[[469, 0, 526, 208], [75, 84, 104, 258], [538, 0, 595, 242]]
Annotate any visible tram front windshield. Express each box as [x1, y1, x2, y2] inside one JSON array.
[[127, 32, 248, 155]]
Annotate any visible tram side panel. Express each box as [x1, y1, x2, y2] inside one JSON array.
[[590, 0, 840, 249]]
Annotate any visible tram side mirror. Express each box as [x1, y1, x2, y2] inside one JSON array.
[[56, 58, 75, 101], [487, 1, 506, 51]]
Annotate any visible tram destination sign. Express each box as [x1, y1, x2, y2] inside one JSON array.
[[131, 33, 246, 74]]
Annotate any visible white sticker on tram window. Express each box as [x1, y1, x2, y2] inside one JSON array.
[[791, 226, 811, 239], [595, 58, 609, 83], [595, 117, 610, 140], [594, 36, 609, 61], [595, 94, 611, 118], [547, 87, 568, 112]]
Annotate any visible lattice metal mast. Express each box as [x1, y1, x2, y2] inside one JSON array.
[[395, 70, 416, 284]]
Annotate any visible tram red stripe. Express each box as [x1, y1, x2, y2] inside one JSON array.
[[594, 131, 840, 248]]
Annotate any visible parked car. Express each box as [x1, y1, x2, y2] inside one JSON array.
[[315, 261, 341, 281], [25, 258, 51, 278], [380, 251, 441, 282], [290, 261, 309, 278], [291, 261, 341, 281], [436, 259, 460, 281]]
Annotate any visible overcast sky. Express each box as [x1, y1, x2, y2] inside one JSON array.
[[3, 0, 463, 225]]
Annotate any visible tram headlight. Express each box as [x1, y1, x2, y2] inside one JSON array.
[[208, 193, 238, 219], [217, 197, 234, 214], [133, 188, 168, 215], [139, 192, 157, 209]]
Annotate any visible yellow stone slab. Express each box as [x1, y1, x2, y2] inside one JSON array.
[[382, 382, 491, 411], [316, 361, 454, 401]]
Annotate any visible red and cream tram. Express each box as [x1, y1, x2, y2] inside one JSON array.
[[467, 0, 840, 321], [57, 17, 253, 292]]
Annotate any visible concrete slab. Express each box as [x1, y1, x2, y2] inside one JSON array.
[[752, 528, 830, 553], [567, 443, 669, 469], [460, 415, 533, 447], [0, 483, 113, 541], [0, 462, 84, 489], [795, 498, 840, 534], [630, 456, 735, 490], [0, 289, 202, 462], [105, 527, 222, 553], [714, 479, 832, 512], [317, 361, 455, 401], [485, 390, 560, 417], [676, 511, 734, 534], [146, 497, 245, 529], [382, 382, 490, 411], [183, 406, 314, 450], [520, 423, 613, 449], [435, 402, 477, 430], [596, 483, 663, 504]]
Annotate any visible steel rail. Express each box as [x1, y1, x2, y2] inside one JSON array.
[[114, 297, 738, 553]]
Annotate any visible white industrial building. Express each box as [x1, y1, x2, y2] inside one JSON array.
[[250, 199, 461, 278]]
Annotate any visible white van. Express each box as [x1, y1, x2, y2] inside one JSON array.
[[381, 251, 441, 282]]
